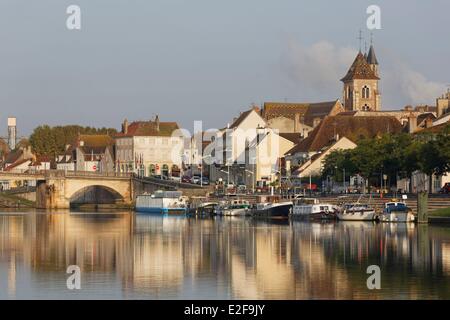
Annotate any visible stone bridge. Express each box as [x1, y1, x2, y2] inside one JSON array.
[[0, 171, 207, 209]]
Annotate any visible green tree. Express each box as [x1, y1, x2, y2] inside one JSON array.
[[29, 125, 117, 156]]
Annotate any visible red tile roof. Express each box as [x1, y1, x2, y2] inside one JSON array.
[[262, 100, 342, 127], [287, 115, 403, 154], [115, 121, 179, 137]]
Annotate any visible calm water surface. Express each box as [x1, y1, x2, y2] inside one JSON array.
[[1, 210, 450, 299]]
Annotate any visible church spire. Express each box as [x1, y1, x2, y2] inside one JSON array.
[[366, 33, 378, 65]]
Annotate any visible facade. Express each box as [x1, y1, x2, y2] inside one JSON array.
[[244, 130, 295, 190], [209, 107, 267, 185], [341, 46, 381, 112], [115, 117, 183, 177], [28, 156, 51, 172], [262, 100, 344, 134], [74, 135, 115, 173], [287, 136, 357, 178], [56, 145, 75, 171]]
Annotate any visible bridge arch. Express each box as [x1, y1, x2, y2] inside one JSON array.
[[69, 185, 125, 207]]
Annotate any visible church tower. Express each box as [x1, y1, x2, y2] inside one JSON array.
[[341, 45, 381, 112]]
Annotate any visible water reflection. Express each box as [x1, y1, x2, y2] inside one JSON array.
[[0, 211, 450, 299]]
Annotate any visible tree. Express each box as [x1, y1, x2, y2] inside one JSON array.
[[29, 125, 117, 156]]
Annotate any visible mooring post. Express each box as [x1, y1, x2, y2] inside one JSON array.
[[417, 191, 428, 224]]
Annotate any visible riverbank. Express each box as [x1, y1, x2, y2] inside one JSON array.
[[429, 207, 450, 223], [0, 192, 35, 208]]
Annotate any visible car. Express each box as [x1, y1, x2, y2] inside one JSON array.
[[440, 183, 450, 194], [181, 176, 191, 183], [191, 175, 201, 184], [153, 175, 168, 180], [197, 177, 210, 185]]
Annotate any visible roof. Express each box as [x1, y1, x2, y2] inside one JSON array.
[[115, 120, 179, 137], [5, 159, 31, 171], [4, 149, 23, 164], [366, 45, 378, 65], [263, 100, 341, 126], [341, 52, 380, 82], [287, 115, 403, 154], [229, 107, 260, 129], [279, 133, 303, 144], [417, 113, 436, 125], [78, 134, 114, 147], [415, 120, 450, 134]]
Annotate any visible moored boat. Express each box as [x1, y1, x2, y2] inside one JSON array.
[[216, 199, 251, 216], [292, 197, 336, 220], [378, 200, 415, 222], [252, 195, 292, 217], [336, 203, 376, 221], [136, 190, 188, 214]]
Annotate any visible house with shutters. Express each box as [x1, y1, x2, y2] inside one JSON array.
[[114, 116, 183, 177]]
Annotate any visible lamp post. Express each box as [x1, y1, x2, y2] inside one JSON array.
[[343, 168, 346, 194], [334, 165, 338, 194], [245, 169, 255, 194]]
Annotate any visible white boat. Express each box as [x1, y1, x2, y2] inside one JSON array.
[[292, 197, 336, 219], [336, 204, 376, 221], [379, 200, 415, 222], [216, 199, 251, 216], [136, 190, 188, 214]]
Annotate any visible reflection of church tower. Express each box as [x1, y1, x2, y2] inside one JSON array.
[[341, 44, 381, 111]]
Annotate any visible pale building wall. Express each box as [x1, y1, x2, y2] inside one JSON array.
[[292, 137, 357, 177], [246, 132, 294, 186]]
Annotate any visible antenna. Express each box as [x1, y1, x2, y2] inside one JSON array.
[[357, 29, 363, 52], [370, 31, 374, 46]]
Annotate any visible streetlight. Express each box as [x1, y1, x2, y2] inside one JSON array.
[[245, 169, 255, 194], [343, 167, 346, 194]]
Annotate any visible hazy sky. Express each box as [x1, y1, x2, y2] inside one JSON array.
[[0, 0, 449, 136]]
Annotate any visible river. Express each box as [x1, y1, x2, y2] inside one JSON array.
[[0, 210, 449, 299]]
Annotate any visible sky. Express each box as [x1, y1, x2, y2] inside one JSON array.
[[0, 0, 449, 137]]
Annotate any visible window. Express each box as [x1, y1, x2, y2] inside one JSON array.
[[362, 104, 370, 111], [362, 85, 370, 99]]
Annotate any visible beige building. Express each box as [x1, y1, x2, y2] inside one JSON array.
[[208, 107, 295, 188], [287, 136, 357, 178], [262, 100, 344, 135], [341, 46, 381, 112], [115, 116, 183, 177], [74, 135, 115, 173], [244, 130, 296, 189]]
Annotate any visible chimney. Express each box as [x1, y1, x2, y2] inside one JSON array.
[[155, 115, 160, 132], [408, 114, 417, 133], [122, 119, 129, 134], [294, 113, 300, 133]]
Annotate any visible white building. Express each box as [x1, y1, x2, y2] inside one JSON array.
[[115, 117, 183, 177]]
